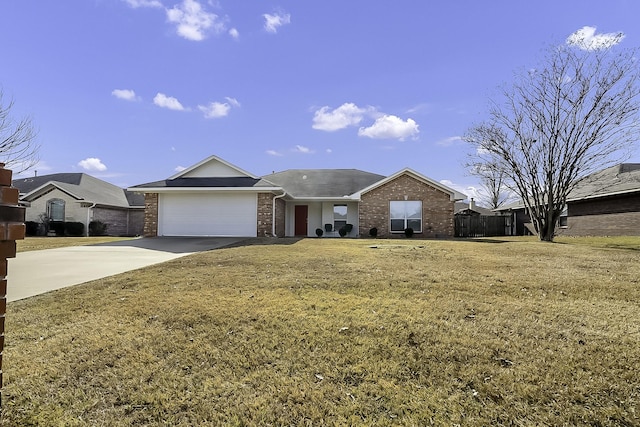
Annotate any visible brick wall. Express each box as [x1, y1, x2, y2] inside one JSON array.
[[143, 193, 158, 237], [257, 193, 273, 237], [275, 197, 285, 237], [359, 174, 455, 238], [0, 164, 25, 405], [256, 193, 286, 237], [563, 193, 640, 236], [93, 207, 145, 236]]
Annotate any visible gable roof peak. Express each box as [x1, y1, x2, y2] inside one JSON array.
[[170, 154, 258, 180]]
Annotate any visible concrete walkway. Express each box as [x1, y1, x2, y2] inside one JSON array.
[[6, 237, 244, 302]]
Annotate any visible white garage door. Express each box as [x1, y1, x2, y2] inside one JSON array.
[[159, 193, 257, 237]]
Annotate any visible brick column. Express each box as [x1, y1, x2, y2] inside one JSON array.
[[0, 164, 26, 407], [143, 193, 158, 237]]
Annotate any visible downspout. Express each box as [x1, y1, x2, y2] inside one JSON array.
[[272, 191, 286, 237], [86, 202, 97, 237]]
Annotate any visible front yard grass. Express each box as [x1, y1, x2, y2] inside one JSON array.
[[3, 237, 640, 425]]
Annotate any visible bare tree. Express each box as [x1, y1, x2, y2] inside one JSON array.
[[464, 44, 640, 241], [0, 89, 39, 173], [467, 160, 515, 209]]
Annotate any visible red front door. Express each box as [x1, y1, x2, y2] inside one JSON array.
[[294, 205, 308, 236]]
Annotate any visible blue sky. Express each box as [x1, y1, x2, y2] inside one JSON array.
[[2, 0, 639, 201]]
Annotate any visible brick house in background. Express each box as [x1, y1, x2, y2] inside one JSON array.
[[13, 173, 145, 236], [129, 155, 466, 238], [498, 163, 640, 236]]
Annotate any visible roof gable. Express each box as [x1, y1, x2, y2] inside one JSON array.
[[170, 155, 258, 179], [356, 168, 466, 201]]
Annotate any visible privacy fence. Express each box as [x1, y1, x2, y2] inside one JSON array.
[[454, 214, 512, 238]]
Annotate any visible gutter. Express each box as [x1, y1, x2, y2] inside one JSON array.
[[86, 202, 97, 237]]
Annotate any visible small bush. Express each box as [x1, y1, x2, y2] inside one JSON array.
[[315, 228, 323, 237], [89, 221, 108, 236], [49, 221, 65, 236], [25, 221, 40, 236], [338, 227, 347, 237], [404, 227, 414, 238], [64, 222, 85, 237], [369, 227, 378, 238]]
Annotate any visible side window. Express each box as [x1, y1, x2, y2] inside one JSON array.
[[390, 200, 422, 232], [47, 198, 65, 222]]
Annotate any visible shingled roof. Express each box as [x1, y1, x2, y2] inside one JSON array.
[[14, 173, 144, 208], [569, 163, 640, 200], [262, 169, 386, 198]]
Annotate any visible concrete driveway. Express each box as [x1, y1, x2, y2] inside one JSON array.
[[6, 237, 245, 302]]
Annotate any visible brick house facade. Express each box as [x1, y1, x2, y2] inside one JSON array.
[[359, 174, 455, 238], [561, 193, 640, 236], [131, 155, 465, 238]]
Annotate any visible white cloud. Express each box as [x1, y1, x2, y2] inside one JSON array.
[[153, 93, 186, 110], [198, 102, 230, 118], [111, 89, 139, 101], [326, 148, 333, 154], [166, 0, 225, 41], [229, 28, 239, 39], [78, 157, 107, 172], [437, 136, 463, 146], [358, 115, 419, 140], [124, 0, 163, 8], [312, 103, 370, 131], [225, 97, 241, 107], [566, 26, 625, 51], [440, 180, 475, 201], [294, 145, 313, 154], [263, 12, 291, 33], [175, 165, 186, 172], [198, 97, 239, 119], [266, 150, 283, 157]]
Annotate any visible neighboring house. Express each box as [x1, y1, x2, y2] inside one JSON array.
[[13, 173, 145, 236], [128, 155, 466, 238], [498, 163, 640, 236]]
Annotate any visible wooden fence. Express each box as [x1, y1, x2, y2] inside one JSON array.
[[454, 214, 511, 238]]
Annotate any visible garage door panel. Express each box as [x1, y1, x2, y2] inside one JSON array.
[[159, 193, 257, 237]]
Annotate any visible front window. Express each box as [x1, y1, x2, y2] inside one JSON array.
[[334, 204, 347, 231], [47, 198, 65, 222], [390, 200, 422, 233]]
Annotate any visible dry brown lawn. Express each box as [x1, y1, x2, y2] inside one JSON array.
[[2, 237, 639, 426]]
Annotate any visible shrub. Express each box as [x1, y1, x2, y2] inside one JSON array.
[[25, 221, 40, 236], [49, 221, 65, 236], [315, 228, 323, 237], [345, 224, 353, 233], [64, 222, 85, 237], [89, 221, 108, 236], [369, 227, 378, 238], [404, 227, 414, 238], [338, 227, 347, 237]]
